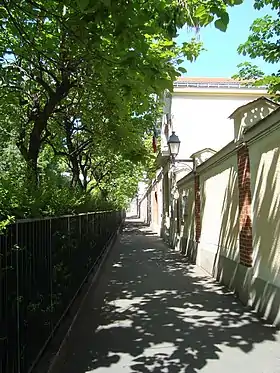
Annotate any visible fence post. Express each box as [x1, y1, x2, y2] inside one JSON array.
[[15, 223, 21, 373], [79, 214, 82, 239], [0, 231, 7, 373], [49, 219, 53, 338]]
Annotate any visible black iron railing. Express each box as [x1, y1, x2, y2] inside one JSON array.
[[0, 210, 125, 373]]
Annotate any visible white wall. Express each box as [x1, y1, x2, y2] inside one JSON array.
[[250, 131, 280, 288], [127, 197, 138, 217], [197, 153, 239, 274], [170, 94, 262, 159], [139, 196, 148, 223], [178, 182, 195, 256], [138, 181, 148, 200]]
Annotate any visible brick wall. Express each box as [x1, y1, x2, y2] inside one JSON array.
[[237, 145, 253, 267], [194, 175, 201, 242]]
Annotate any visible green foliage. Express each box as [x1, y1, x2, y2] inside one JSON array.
[[0, 0, 241, 221], [0, 216, 15, 234], [0, 144, 102, 219], [233, 62, 265, 81], [233, 1, 280, 100]]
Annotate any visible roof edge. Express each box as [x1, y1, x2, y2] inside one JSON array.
[[228, 96, 279, 119]]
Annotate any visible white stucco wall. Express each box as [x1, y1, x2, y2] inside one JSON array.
[[249, 129, 280, 288], [150, 178, 163, 235], [169, 93, 263, 159], [139, 196, 147, 223], [197, 153, 239, 273], [138, 181, 148, 200], [183, 183, 195, 241], [178, 180, 195, 255]]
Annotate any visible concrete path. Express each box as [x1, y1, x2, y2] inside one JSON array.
[[52, 218, 280, 373]]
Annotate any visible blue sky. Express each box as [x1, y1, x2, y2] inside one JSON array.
[[176, 0, 275, 78]]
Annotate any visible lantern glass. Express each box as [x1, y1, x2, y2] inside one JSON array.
[[167, 131, 180, 158]]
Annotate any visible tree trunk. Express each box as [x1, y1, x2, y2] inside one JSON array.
[[70, 157, 83, 189], [18, 78, 72, 186], [64, 119, 84, 190], [27, 118, 47, 185]]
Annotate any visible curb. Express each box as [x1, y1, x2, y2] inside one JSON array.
[[46, 222, 123, 373]]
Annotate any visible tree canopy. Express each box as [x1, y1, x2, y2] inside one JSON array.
[[0, 0, 243, 221], [233, 0, 279, 100]]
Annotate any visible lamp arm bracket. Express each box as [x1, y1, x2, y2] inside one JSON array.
[[175, 159, 194, 163]]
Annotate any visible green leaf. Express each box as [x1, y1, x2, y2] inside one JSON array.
[[178, 67, 187, 73], [214, 19, 227, 32], [226, 0, 243, 5], [220, 12, 230, 26], [102, 0, 111, 7], [195, 5, 214, 26], [77, 0, 90, 11]]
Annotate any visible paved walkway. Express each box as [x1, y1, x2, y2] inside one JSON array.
[[52, 219, 280, 373]]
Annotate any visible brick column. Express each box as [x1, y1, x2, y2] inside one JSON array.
[[237, 145, 253, 267], [194, 175, 201, 242]]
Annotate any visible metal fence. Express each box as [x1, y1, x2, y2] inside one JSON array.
[[0, 210, 125, 373]]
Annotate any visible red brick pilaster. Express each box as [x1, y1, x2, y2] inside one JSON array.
[[237, 145, 253, 267], [194, 175, 201, 242]]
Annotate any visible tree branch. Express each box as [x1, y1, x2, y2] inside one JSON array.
[[45, 139, 68, 157]]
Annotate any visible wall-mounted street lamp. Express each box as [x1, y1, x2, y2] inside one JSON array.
[[167, 131, 196, 172]]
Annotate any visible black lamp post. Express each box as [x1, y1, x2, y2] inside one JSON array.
[[167, 131, 180, 161], [167, 131, 196, 171]]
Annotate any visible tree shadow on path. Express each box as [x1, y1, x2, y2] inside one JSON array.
[[58, 221, 280, 373]]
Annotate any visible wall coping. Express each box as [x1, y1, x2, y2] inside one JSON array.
[[177, 140, 237, 188], [244, 107, 280, 144], [177, 106, 280, 189]]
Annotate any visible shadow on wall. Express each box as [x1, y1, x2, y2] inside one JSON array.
[[195, 175, 207, 264], [161, 212, 169, 244], [235, 103, 272, 140], [62, 223, 279, 373], [211, 144, 280, 325], [181, 175, 206, 265], [180, 186, 196, 263], [243, 105, 270, 129], [215, 167, 239, 284], [160, 172, 170, 242], [250, 147, 280, 324]]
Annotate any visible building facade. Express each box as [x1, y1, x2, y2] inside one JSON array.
[[139, 77, 280, 325], [161, 77, 268, 160], [176, 99, 280, 325], [140, 77, 268, 235]]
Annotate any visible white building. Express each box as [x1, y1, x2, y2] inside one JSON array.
[[140, 76, 269, 234], [140, 77, 280, 326], [160, 77, 268, 161]]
